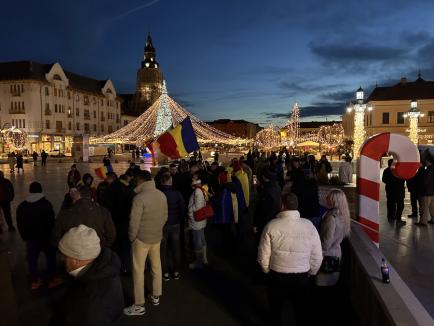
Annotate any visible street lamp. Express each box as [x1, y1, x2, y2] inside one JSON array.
[[403, 99, 424, 144], [346, 86, 373, 158]]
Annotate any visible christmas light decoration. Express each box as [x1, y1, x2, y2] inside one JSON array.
[[403, 100, 425, 144], [318, 123, 344, 147], [255, 125, 280, 149], [1, 126, 27, 149], [346, 87, 372, 158], [91, 81, 249, 146], [286, 103, 300, 145]]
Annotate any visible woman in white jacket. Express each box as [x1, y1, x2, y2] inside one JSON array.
[[316, 189, 351, 286], [188, 177, 208, 269]]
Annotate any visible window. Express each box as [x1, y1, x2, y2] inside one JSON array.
[[76, 108, 80, 116], [76, 123, 80, 131], [55, 104, 58, 113], [68, 122, 72, 130], [68, 107, 72, 117], [45, 87, 49, 96], [428, 111, 434, 123], [84, 123, 90, 132], [397, 112, 405, 124], [84, 109, 90, 120], [46, 120, 50, 129], [54, 88, 57, 97], [108, 125, 113, 133], [56, 121, 62, 131], [67, 91, 71, 99], [382, 112, 389, 124], [22, 119, 25, 128], [93, 124, 97, 132]]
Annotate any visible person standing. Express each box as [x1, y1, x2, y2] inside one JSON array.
[[338, 155, 353, 184], [50, 225, 124, 326], [8, 152, 16, 173], [315, 189, 351, 287], [103, 155, 111, 167], [52, 187, 116, 247], [406, 163, 424, 219], [188, 176, 208, 270], [317, 154, 333, 184], [16, 152, 24, 173], [67, 164, 81, 188], [382, 159, 406, 223], [160, 173, 185, 281], [417, 156, 434, 226], [32, 151, 38, 166], [124, 170, 168, 316], [16, 182, 61, 289], [258, 192, 323, 326], [0, 171, 15, 231], [41, 150, 48, 166]]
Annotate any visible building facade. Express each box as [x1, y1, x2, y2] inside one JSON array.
[[0, 61, 121, 154], [207, 119, 262, 139], [121, 33, 164, 118], [342, 75, 434, 144]]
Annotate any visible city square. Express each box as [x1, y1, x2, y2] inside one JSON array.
[[1, 1, 434, 326]]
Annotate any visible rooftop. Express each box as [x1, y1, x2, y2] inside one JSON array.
[[368, 75, 434, 101]]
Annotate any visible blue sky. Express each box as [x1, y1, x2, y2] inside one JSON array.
[[2, 0, 434, 125]]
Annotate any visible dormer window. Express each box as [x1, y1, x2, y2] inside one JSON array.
[[53, 74, 62, 81]]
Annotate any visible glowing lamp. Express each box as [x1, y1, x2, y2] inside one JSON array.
[[356, 86, 364, 101], [411, 100, 417, 109]]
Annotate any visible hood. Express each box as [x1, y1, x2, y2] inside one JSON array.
[[25, 193, 45, 203], [79, 248, 120, 282], [135, 180, 156, 194]]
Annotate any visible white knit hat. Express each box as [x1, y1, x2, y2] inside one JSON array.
[[59, 225, 101, 260], [192, 178, 202, 186]]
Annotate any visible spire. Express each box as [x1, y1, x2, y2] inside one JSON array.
[[416, 69, 424, 82], [142, 32, 159, 69]]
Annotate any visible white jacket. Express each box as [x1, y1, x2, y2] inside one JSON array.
[[258, 210, 323, 275], [188, 187, 207, 230]]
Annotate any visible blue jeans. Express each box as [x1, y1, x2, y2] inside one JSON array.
[[191, 228, 206, 251], [161, 224, 181, 274]]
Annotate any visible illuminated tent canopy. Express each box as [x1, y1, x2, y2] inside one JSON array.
[[91, 81, 248, 146]]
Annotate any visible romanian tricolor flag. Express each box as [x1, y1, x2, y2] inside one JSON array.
[[154, 117, 199, 159], [94, 165, 113, 179]]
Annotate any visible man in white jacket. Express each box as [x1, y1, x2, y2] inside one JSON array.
[[258, 192, 322, 326]]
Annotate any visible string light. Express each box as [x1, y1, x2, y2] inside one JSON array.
[[255, 125, 280, 149], [317, 123, 344, 147], [1, 126, 27, 149], [91, 81, 249, 146]]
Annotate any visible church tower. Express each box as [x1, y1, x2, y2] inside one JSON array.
[[134, 33, 164, 112]]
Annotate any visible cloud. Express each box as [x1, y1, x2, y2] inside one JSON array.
[[301, 102, 345, 117], [262, 112, 291, 119], [310, 42, 409, 64]]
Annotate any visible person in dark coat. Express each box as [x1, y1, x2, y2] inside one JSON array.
[[32, 151, 38, 166], [67, 164, 81, 188], [105, 174, 134, 272], [254, 168, 282, 234], [50, 225, 124, 326], [160, 173, 185, 280], [16, 152, 24, 173], [103, 155, 111, 167], [0, 170, 15, 230], [16, 182, 60, 289], [41, 150, 48, 166], [382, 159, 406, 223], [406, 163, 424, 219], [53, 186, 116, 248]]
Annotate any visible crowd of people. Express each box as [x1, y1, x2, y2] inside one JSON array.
[[0, 149, 360, 325], [383, 153, 434, 226]]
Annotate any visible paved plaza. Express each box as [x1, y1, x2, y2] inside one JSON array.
[[0, 162, 432, 324]]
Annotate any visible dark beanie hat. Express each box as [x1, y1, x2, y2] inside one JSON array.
[[29, 182, 43, 193]]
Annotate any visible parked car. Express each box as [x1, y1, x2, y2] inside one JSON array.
[[47, 149, 65, 157]]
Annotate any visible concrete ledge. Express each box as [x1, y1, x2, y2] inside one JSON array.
[[348, 224, 432, 326]]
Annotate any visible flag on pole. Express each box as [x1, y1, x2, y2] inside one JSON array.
[[94, 165, 113, 179], [154, 117, 199, 159]]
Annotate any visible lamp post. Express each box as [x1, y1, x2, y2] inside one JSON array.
[[346, 86, 373, 158], [403, 100, 424, 145]]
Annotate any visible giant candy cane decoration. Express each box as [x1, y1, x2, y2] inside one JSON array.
[[358, 133, 420, 244]]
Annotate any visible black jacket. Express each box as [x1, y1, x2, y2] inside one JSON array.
[[50, 248, 124, 326], [53, 198, 116, 248], [255, 181, 282, 230], [422, 166, 434, 196], [0, 177, 14, 202], [406, 167, 424, 194], [16, 195, 55, 241], [382, 167, 405, 198], [161, 185, 185, 226]]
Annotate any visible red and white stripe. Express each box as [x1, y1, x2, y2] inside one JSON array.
[[358, 133, 420, 244]]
